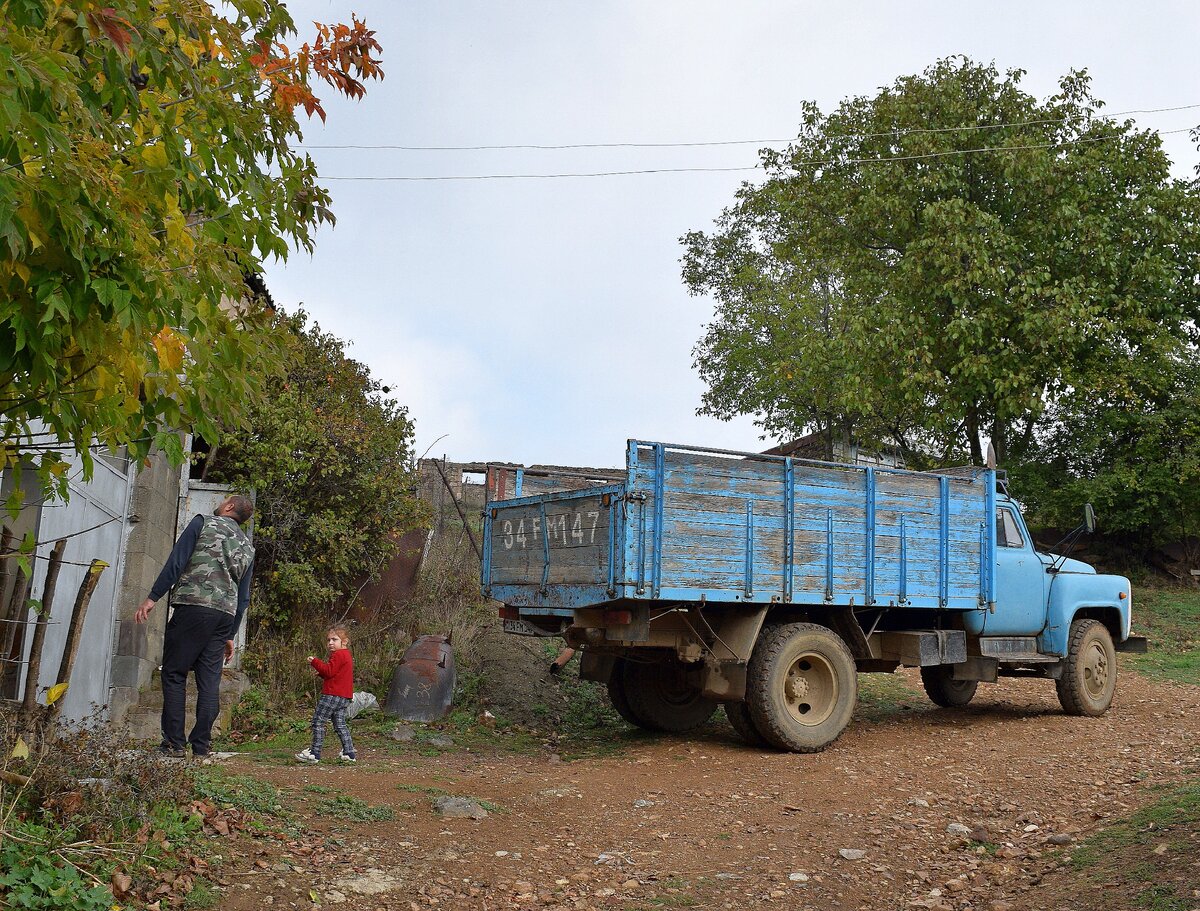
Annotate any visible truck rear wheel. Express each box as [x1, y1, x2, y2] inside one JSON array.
[[747, 623, 857, 752], [622, 658, 718, 732], [606, 658, 648, 728], [920, 666, 978, 707], [725, 701, 769, 747], [1056, 618, 1117, 716]]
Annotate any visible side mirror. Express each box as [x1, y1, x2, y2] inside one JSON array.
[[1083, 503, 1096, 534]]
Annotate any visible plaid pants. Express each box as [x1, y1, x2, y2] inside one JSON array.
[[309, 694, 354, 759]]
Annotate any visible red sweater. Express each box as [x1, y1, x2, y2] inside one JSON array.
[[310, 649, 354, 698]]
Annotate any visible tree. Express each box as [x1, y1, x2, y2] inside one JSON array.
[[1014, 346, 1200, 552], [206, 310, 424, 629], [0, 0, 383, 499], [682, 58, 1200, 465]]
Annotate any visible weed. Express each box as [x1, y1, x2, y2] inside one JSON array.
[[314, 793, 395, 822], [0, 820, 115, 911], [304, 784, 336, 794]]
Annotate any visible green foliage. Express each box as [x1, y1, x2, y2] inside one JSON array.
[[0, 821, 113, 911], [683, 58, 1200, 467], [1014, 349, 1200, 549], [313, 793, 395, 822], [0, 0, 382, 488], [209, 309, 424, 628]]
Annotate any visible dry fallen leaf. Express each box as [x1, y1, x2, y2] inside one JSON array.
[[111, 871, 133, 898]]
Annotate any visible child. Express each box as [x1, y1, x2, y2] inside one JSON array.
[[295, 626, 357, 764]]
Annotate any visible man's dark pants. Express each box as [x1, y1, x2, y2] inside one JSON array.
[[160, 604, 232, 755]]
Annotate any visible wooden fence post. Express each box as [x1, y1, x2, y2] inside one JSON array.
[[1, 560, 31, 698], [19, 539, 66, 718], [49, 559, 107, 720]]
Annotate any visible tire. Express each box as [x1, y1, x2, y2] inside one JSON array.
[[724, 701, 769, 747], [920, 665, 978, 708], [747, 623, 858, 753], [1056, 618, 1117, 717], [622, 658, 718, 733], [606, 658, 649, 728]]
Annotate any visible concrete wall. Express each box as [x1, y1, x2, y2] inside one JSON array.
[[108, 449, 182, 724]]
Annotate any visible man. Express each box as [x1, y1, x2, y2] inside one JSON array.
[[135, 495, 255, 757]]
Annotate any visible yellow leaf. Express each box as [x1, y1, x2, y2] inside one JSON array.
[[10, 736, 29, 759], [45, 682, 68, 706], [179, 37, 203, 66], [309, 891, 320, 904], [141, 144, 168, 169], [12, 261, 30, 283], [153, 327, 186, 372]]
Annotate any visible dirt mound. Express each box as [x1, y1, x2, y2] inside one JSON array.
[[472, 621, 559, 728]]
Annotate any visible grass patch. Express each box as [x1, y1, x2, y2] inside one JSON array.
[[854, 672, 923, 721], [183, 877, 221, 909], [1065, 773, 1200, 910], [1126, 587, 1200, 685], [192, 768, 283, 815], [313, 793, 395, 822]]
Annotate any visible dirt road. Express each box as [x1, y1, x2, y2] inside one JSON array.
[[216, 666, 1199, 911]]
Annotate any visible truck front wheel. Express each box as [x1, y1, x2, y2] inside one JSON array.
[[1056, 618, 1117, 716], [622, 658, 718, 732], [920, 666, 978, 707], [747, 623, 857, 752]]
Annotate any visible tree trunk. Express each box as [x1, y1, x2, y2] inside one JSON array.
[[965, 407, 983, 465], [990, 416, 1007, 467]]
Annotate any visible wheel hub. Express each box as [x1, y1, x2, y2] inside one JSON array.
[[785, 674, 810, 701], [1083, 643, 1110, 697], [783, 653, 837, 727]]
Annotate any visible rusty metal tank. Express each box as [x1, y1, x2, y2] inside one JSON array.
[[384, 634, 455, 721]]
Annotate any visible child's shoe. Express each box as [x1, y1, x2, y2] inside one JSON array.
[[295, 748, 319, 764], [337, 752, 357, 763]]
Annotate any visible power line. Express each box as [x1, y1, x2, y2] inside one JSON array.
[[316, 125, 1197, 182], [322, 165, 759, 181], [303, 102, 1200, 152]]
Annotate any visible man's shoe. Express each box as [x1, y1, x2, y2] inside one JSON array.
[[156, 745, 186, 759], [337, 753, 357, 763], [295, 748, 319, 764]]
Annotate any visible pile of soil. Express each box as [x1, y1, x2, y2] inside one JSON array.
[[471, 621, 563, 729]]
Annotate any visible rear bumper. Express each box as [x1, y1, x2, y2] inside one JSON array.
[[1115, 635, 1148, 654]]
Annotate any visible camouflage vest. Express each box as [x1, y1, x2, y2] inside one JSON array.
[[172, 515, 255, 614]]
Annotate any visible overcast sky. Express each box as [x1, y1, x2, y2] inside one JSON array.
[[263, 1, 1200, 470]]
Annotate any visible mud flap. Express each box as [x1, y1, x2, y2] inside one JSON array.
[[384, 634, 456, 721]]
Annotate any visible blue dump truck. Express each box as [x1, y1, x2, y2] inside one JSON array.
[[482, 441, 1146, 752]]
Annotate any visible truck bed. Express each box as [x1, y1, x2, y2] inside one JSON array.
[[482, 441, 996, 615]]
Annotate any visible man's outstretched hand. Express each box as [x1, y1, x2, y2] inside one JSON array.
[[134, 598, 155, 624]]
